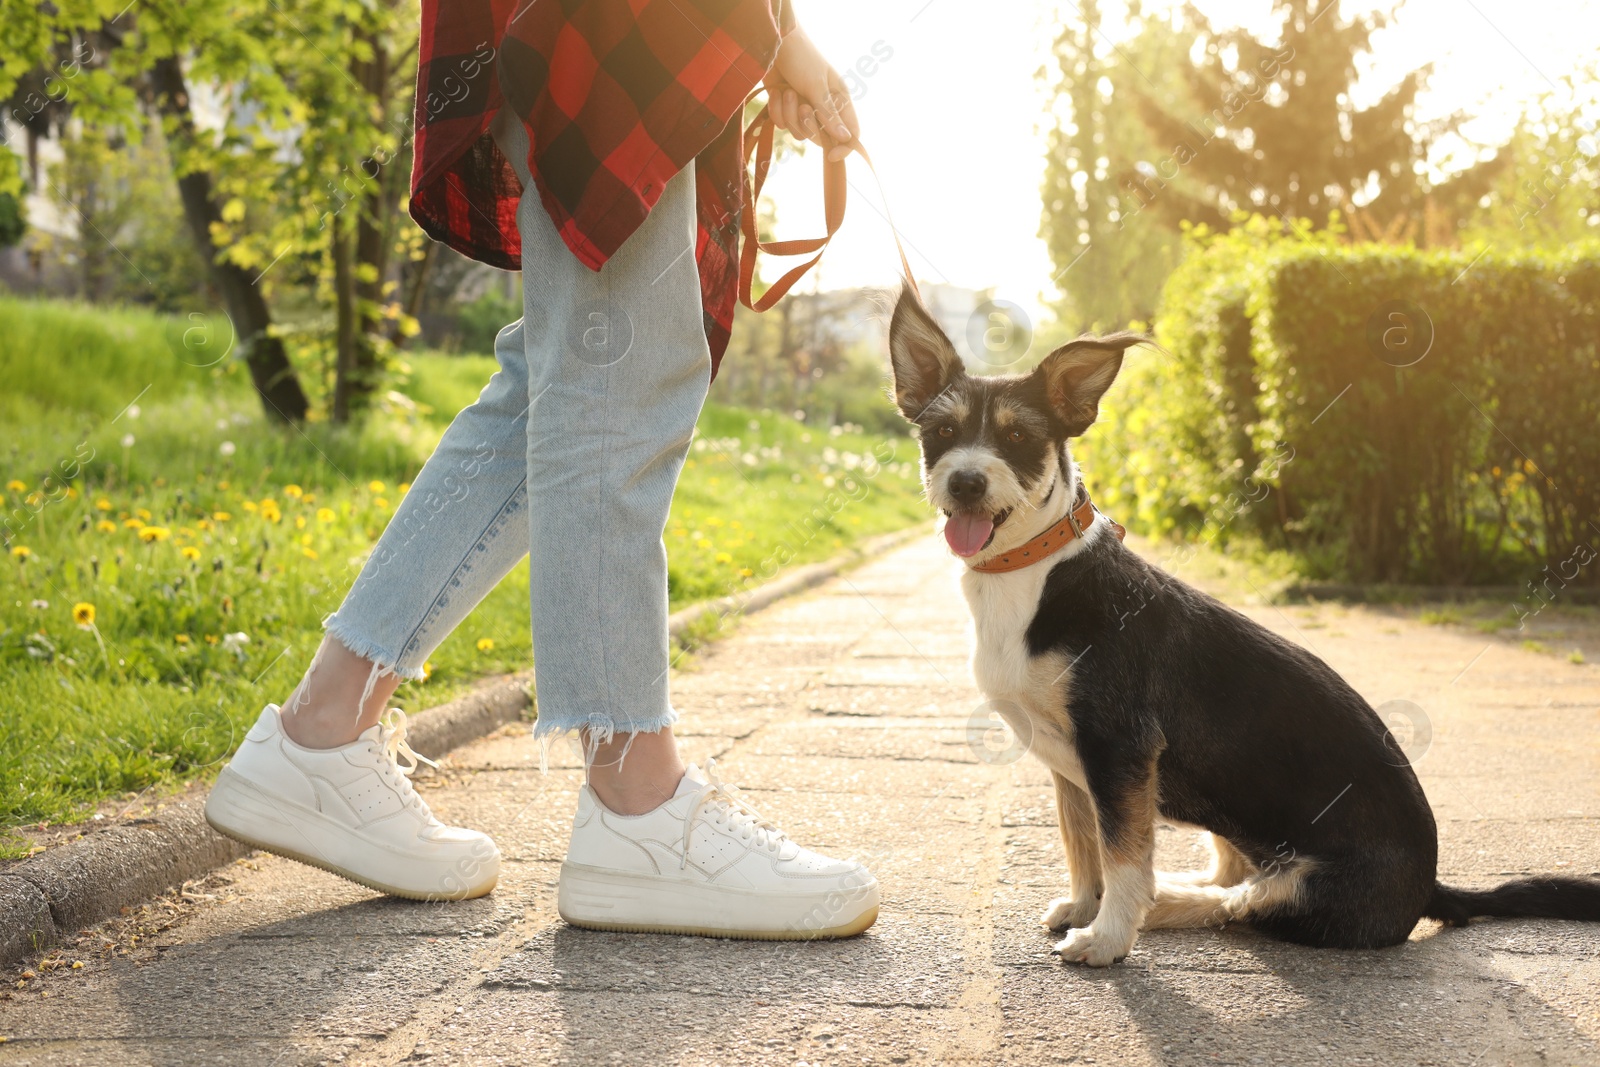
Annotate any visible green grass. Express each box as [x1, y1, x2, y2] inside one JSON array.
[[0, 296, 927, 847]]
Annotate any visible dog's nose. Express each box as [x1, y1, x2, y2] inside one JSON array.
[[948, 470, 988, 506]]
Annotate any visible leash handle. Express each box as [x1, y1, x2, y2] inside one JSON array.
[[738, 98, 920, 311]]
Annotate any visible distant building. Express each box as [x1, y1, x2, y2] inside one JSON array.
[[781, 280, 991, 363], [917, 282, 992, 364]]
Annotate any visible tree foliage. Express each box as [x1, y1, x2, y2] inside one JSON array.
[[2, 0, 428, 423], [1039, 0, 1185, 331], [1040, 0, 1505, 330]]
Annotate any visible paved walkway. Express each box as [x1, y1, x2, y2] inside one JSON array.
[[3, 533, 1598, 1066]]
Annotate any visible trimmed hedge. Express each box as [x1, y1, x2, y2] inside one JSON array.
[[1080, 219, 1600, 584]]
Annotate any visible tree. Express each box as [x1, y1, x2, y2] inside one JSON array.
[[6, 0, 428, 424], [1461, 61, 1600, 249], [1041, 0, 1507, 326], [1039, 0, 1188, 330], [145, 45, 311, 423], [1123, 0, 1497, 234]]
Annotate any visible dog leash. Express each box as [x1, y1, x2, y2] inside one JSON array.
[[738, 99, 920, 311]]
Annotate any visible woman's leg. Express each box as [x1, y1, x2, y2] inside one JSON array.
[[497, 111, 705, 815], [283, 313, 537, 743], [206, 311, 536, 899], [497, 115, 879, 939]]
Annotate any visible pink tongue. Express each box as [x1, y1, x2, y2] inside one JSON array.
[[944, 512, 995, 557]]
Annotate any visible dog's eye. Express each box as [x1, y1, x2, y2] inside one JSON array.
[[1007, 429, 1027, 442], [936, 425, 955, 439]]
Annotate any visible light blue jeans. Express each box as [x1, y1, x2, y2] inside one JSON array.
[[324, 110, 711, 744]]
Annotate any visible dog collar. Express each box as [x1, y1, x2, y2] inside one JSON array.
[[970, 490, 1124, 574]]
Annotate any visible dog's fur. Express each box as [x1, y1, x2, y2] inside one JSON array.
[[887, 286, 1600, 966]]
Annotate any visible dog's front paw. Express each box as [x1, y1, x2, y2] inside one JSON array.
[[1041, 896, 1100, 931], [1053, 924, 1133, 967]]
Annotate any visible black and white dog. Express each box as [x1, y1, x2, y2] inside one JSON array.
[[886, 287, 1600, 966]]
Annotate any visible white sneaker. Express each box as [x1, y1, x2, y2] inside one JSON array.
[[205, 704, 500, 900], [557, 759, 879, 939]]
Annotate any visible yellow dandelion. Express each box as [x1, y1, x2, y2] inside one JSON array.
[[95, 519, 116, 533], [25, 493, 42, 507], [181, 546, 202, 561], [259, 501, 281, 523], [398, 482, 411, 494], [316, 507, 336, 524], [294, 515, 306, 529], [217, 480, 230, 490], [213, 511, 232, 522], [241, 501, 258, 513], [301, 547, 319, 560], [696, 538, 713, 549], [95, 498, 112, 511], [136, 508, 152, 521], [739, 567, 754, 577], [368, 480, 386, 493], [204, 634, 219, 645], [283, 484, 304, 499], [374, 497, 389, 510], [714, 552, 733, 564], [475, 637, 494, 652], [73, 602, 96, 628], [138, 526, 171, 543], [422, 661, 434, 680], [11, 545, 32, 559], [197, 519, 214, 532], [123, 518, 145, 529], [174, 634, 190, 645], [5, 479, 25, 492]]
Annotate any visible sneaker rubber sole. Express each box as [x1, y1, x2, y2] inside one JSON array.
[[205, 766, 498, 902], [557, 861, 879, 940]]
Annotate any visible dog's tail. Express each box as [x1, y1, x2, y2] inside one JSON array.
[[1425, 876, 1600, 926]]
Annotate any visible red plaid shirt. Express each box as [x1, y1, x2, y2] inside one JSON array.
[[410, 0, 794, 371]]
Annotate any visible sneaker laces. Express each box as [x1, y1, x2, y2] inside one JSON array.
[[679, 757, 789, 869], [375, 709, 438, 813]]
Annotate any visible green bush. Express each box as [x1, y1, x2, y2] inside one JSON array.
[[455, 289, 521, 355], [1080, 219, 1600, 584]]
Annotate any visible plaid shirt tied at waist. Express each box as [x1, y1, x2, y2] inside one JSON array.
[[410, 0, 795, 371]]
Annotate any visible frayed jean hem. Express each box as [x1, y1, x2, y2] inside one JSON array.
[[323, 613, 428, 682], [530, 706, 679, 773]]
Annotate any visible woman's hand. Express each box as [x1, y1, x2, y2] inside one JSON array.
[[763, 27, 860, 161]]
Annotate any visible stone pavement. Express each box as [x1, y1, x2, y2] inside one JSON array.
[[2, 532, 1598, 1066]]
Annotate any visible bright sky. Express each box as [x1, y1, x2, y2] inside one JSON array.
[[764, 0, 1597, 326]]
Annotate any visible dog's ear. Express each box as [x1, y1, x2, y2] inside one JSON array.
[[1035, 334, 1145, 436], [887, 285, 964, 421]]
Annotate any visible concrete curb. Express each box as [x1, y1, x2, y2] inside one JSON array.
[[1, 802, 251, 966], [0, 523, 931, 970]]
